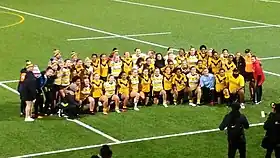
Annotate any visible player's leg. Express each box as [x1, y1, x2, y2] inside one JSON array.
[[121, 94, 129, 111], [160, 90, 168, 107], [130, 91, 140, 111], [238, 89, 245, 108], [196, 87, 202, 105], [100, 96, 109, 115], [88, 97, 95, 114], [112, 95, 120, 113]]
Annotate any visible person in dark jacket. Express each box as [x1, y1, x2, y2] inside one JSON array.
[[34, 67, 54, 118], [91, 145, 112, 158], [60, 83, 79, 119], [17, 60, 31, 117], [22, 63, 37, 122], [233, 52, 246, 78], [219, 103, 250, 158], [155, 53, 165, 69], [262, 103, 280, 158]]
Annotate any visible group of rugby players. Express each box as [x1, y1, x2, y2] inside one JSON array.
[[19, 45, 265, 118]]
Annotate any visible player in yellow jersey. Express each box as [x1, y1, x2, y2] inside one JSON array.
[[117, 72, 130, 111], [100, 54, 109, 81], [91, 73, 109, 115], [172, 68, 188, 105], [121, 52, 133, 75], [147, 50, 156, 64], [80, 78, 95, 114], [186, 66, 202, 106], [244, 49, 254, 101], [186, 47, 198, 67], [110, 56, 123, 78], [91, 54, 101, 75], [151, 68, 168, 107], [129, 69, 144, 111], [180, 60, 189, 75], [197, 45, 208, 67], [60, 59, 72, 98], [145, 57, 155, 74], [72, 59, 84, 78], [222, 55, 236, 76], [161, 59, 175, 73], [221, 49, 229, 65], [227, 68, 245, 109], [196, 60, 207, 75], [163, 67, 173, 104], [209, 51, 222, 74], [176, 48, 186, 65], [72, 76, 81, 103], [140, 68, 151, 106], [135, 57, 145, 74], [104, 75, 120, 113], [215, 68, 230, 104]]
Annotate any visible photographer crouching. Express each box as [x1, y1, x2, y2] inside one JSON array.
[[262, 103, 280, 158], [219, 103, 250, 158]]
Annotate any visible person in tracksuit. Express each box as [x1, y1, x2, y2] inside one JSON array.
[[219, 103, 250, 158]]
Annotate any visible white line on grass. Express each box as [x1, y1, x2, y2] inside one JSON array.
[[67, 32, 171, 41], [260, 0, 280, 4], [264, 70, 280, 77], [0, 5, 170, 49], [260, 56, 280, 60], [0, 83, 120, 143], [230, 25, 279, 30], [9, 122, 264, 158], [0, 80, 19, 84], [67, 119, 121, 143], [112, 0, 280, 29]]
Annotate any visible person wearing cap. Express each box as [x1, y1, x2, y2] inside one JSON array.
[[244, 49, 255, 101], [262, 103, 280, 158], [91, 145, 112, 158], [48, 49, 62, 65], [227, 68, 246, 109], [219, 102, 249, 158], [251, 55, 265, 104], [222, 54, 237, 77], [70, 51, 78, 64], [21, 63, 37, 122], [17, 60, 31, 116]]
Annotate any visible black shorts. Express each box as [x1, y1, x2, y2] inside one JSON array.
[[82, 97, 90, 105], [244, 72, 254, 82], [21, 91, 36, 102], [165, 90, 173, 102], [144, 92, 151, 98], [153, 91, 161, 99], [100, 77, 107, 81], [177, 90, 184, 101]]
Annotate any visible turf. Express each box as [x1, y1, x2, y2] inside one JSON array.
[[0, 0, 280, 157]]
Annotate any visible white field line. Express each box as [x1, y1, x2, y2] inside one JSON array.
[[112, 0, 280, 29], [230, 25, 279, 30], [67, 32, 171, 41], [10, 122, 264, 158], [0, 83, 120, 143], [260, 0, 280, 4], [67, 119, 121, 143], [0, 80, 19, 84], [260, 56, 280, 60], [264, 70, 280, 77], [0, 6, 170, 49]]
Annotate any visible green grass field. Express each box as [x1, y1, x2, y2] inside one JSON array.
[[1, 0, 280, 157]]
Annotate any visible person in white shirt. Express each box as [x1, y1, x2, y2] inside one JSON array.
[[132, 48, 146, 64]]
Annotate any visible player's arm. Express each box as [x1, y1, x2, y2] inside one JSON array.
[[219, 114, 229, 131]]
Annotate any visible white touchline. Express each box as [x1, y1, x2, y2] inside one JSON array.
[[9, 122, 264, 158], [0, 5, 170, 49], [67, 119, 121, 143], [264, 70, 280, 77], [259, 0, 280, 4], [0, 80, 19, 84], [230, 25, 279, 30], [0, 83, 19, 95], [112, 0, 280, 29], [260, 56, 280, 60], [67, 32, 171, 41]]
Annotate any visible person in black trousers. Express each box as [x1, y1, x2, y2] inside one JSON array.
[[59, 83, 79, 119], [219, 103, 250, 158], [91, 145, 112, 158], [262, 103, 280, 158], [21, 63, 37, 122]]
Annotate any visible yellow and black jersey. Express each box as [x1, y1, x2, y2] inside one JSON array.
[[117, 79, 130, 96], [196, 65, 207, 74], [163, 73, 173, 91], [129, 75, 140, 92], [209, 58, 222, 74], [222, 62, 236, 76], [215, 74, 228, 92], [151, 74, 163, 92], [121, 57, 133, 75], [172, 74, 187, 91], [80, 84, 92, 100], [91, 59, 101, 75], [61, 68, 71, 86], [140, 75, 151, 93], [75, 86, 81, 101], [111, 61, 122, 77], [54, 69, 63, 85], [227, 74, 245, 93], [91, 79, 103, 98], [100, 60, 109, 78], [197, 53, 208, 67], [74, 65, 84, 77], [146, 64, 155, 74], [186, 73, 200, 90], [104, 81, 116, 98], [175, 55, 186, 65]]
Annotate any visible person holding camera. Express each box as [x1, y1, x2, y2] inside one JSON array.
[[262, 103, 280, 158], [91, 145, 112, 158], [219, 102, 250, 158]]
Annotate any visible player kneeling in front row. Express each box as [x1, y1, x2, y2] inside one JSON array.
[[92, 73, 109, 115], [104, 75, 121, 113], [227, 68, 245, 109], [79, 78, 95, 115], [151, 68, 168, 107], [186, 66, 202, 106], [215, 68, 230, 105], [172, 68, 188, 105]]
